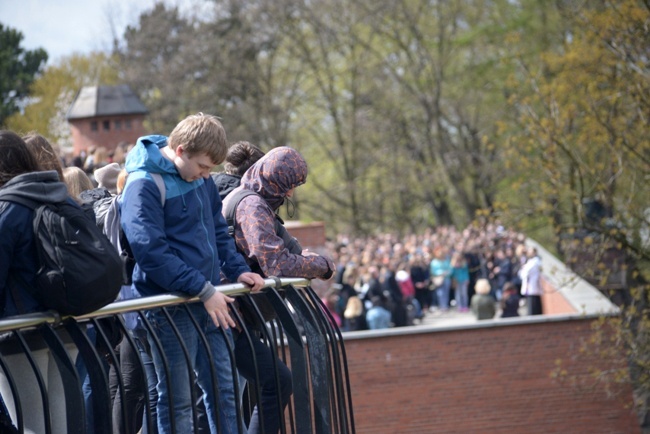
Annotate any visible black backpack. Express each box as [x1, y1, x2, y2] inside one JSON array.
[[1, 195, 123, 316]]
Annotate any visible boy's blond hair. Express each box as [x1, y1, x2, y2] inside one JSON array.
[[168, 113, 228, 164]]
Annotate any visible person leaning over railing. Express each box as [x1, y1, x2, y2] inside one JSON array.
[[0, 130, 76, 433], [223, 145, 335, 434], [120, 114, 265, 434]]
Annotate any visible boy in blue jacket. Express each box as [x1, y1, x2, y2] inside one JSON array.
[[120, 113, 264, 434]]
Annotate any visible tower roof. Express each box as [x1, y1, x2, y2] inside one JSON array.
[[66, 85, 148, 120]]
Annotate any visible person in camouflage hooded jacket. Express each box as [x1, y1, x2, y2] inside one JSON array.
[[222, 146, 334, 434], [223, 146, 335, 280]]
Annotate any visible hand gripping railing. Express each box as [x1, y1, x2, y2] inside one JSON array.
[[0, 277, 355, 434]]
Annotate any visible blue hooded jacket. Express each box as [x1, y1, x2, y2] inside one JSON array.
[[120, 135, 250, 298]]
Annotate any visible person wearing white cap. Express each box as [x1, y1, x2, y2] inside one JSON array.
[[94, 162, 122, 195]]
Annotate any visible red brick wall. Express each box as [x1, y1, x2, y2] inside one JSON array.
[[343, 319, 638, 433], [70, 114, 147, 155], [284, 221, 326, 249]]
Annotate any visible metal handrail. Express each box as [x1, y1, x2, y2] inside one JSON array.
[[0, 277, 310, 332]]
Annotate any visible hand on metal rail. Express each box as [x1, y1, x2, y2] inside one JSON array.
[[237, 272, 265, 293]]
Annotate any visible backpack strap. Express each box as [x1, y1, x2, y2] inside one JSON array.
[[150, 173, 166, 206], [223, 189, 260, 238]]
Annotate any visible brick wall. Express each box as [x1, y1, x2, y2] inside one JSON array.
[[343, 318, 638, 433], [69, 114, 147, 154], [284, 221, 326, 249]]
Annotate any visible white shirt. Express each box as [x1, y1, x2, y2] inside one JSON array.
[[520, 256, 542, 296]]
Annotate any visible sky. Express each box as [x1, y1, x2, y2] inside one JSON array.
[[0, 0, 200, 64]]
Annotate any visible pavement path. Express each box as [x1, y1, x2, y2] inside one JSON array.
[[414, 302, 529, 327]]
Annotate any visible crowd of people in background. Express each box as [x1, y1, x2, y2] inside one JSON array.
[[322, 225, 544, 331]]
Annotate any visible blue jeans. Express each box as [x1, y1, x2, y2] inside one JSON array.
[[140, 329, 159, 433], [435, 277, 451, 310], [147, 303, 241, 434], [455, 280, 469, 309]]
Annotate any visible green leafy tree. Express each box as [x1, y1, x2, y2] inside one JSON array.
[[275, 0, 389, 234], [117, 3, 198, 133], [280, 0, 544, 234], [501, 1, 650, 429], [117, 1, 298, 149], [187, 0, 299, 149], [377, 0, 571, 232], [0, 23, 48, 127], [5, 52, 119, 149]]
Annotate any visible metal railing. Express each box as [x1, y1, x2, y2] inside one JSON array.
[[0, 278, 355, 434]]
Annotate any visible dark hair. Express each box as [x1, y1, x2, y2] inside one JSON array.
[[224, 141, 265, 176], [0, 130, 41, 187], [23, 132, 64, 181]]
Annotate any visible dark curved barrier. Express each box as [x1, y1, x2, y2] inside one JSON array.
[[0, 278, 355, 434]]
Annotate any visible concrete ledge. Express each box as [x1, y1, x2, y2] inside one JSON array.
[[341, 311, 615, 341]]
